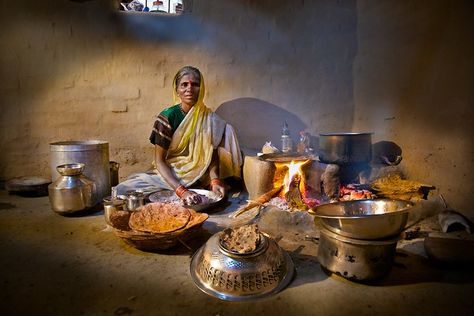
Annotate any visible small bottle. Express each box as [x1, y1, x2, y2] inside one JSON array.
[[281, 121, 293, 153], [297, 131, 310, 154]]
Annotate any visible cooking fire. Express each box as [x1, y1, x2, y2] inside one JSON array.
[[238, 148, 435, 215]]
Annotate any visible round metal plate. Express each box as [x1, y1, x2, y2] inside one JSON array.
[[148, 189, 223, 212]]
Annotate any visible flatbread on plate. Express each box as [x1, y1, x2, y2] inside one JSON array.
[[129, 202, 191, 234]]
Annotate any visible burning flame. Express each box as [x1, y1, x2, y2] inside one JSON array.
[[281, 160, 310, 196]]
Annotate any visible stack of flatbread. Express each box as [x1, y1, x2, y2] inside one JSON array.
[[221, 224, 261, 254], [129, 202, 208, 234]]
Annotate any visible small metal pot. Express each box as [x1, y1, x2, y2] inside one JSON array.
[[125, 190, 145, 211], [319, 132, 372, 164], [318, 228, 399, 281], [103, 196, 126, 225]]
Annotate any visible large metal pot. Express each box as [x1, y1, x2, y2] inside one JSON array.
[[318, 228, 399, 281], [50, 140, 110, 205], [319, 132, 372, 164]]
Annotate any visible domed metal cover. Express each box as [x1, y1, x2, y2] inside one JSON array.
[[190, 232, 294, 301]]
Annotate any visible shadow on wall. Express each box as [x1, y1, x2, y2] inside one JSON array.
[[215, 97, 307, 153]]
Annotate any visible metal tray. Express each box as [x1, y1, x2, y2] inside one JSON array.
[[148, 189, 223, 212]]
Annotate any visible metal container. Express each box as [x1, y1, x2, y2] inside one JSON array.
[[125, 190, 145, 211], [318, 228, 399, 281], [103, 196, 126, 225], [310, 199, 413, 240], [148, 189, 224, 212], [319, 132, 372, 164], [48, 163, 96, 215], [190, 232, 294, 301], [50, 140, 110, 204]]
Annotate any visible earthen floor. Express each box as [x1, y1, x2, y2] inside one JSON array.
[[1, 189, 473, 316]]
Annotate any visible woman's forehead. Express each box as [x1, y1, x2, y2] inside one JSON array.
[[179, 73, 200, 83]]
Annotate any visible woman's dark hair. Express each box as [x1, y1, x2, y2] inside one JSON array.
[[174, 66, 201, 88]]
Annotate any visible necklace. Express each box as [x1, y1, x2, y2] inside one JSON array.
[[178, 104, 187, 115]]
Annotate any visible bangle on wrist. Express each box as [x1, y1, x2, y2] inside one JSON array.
[[175, 185, 188, 198], [210, 178, 223, 187]]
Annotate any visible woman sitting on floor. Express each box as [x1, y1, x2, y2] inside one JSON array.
[[115, 66, 242, 205]]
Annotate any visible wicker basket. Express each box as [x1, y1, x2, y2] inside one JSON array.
[[110, 209, 208, 251]]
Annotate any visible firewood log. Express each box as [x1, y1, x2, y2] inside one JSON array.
[[232, 185, 283, 218]]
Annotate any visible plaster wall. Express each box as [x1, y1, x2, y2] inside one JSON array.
[[0, 0, 356, 179], [0, 0, 472, 216], [353, 0, 474, 218]]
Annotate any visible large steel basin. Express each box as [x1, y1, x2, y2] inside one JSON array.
[[310, 199, 413, 240]]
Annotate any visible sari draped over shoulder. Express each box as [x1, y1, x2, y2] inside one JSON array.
[[164, 102, 228, 185], [115, 101, 242, 195]]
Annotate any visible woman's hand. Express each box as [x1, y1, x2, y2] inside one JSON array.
[[210, 178, 225, 199], [181, 190, 204, 205]]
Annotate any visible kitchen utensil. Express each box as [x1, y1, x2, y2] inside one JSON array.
[[5, 176, 51, 197], [110, 207, 208, 251], [148, 189, 224, 212], [190, 231, 294, 301], [318, 228, 399, 281], [103, 195, 126, 225], [319, 132, 372, 164], [125, 190, 145, 211], [309, 199, 413, 240], [50, 140, 110, 204], [48, 163, 96, 215]]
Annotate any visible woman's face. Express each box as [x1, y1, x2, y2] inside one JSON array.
[[176, 74, 200, 107]]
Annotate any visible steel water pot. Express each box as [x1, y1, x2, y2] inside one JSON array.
[[48, 163, 97, 215]]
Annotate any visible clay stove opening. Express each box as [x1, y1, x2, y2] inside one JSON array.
[[269, 159, 322, 210]]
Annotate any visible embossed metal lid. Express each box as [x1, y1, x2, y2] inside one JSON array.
[[189, 231, 295, 301]]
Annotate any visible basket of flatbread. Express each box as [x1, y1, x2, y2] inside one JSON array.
[[109, 202, 208, 251]]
